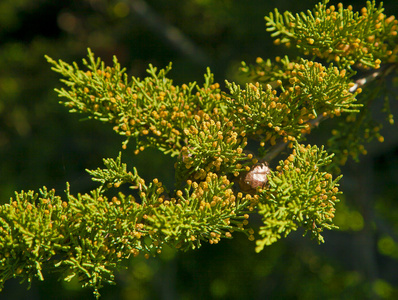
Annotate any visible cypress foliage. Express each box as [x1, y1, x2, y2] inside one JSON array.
[[1, 1, 397, 297]]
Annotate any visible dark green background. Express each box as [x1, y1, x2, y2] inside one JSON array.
[[1, 0, 398, 299]]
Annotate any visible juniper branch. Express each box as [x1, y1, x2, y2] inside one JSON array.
[[1, 1, 397, 298], [263, 63, 397, 162]]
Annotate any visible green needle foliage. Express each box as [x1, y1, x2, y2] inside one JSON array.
[[265, 0, 398, 69], [1, 0, 397, 298], [236, 57, 361, 147], [256, 143, 341, 252]]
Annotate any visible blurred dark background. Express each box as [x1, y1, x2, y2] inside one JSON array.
[[1, 0, 398, 299]]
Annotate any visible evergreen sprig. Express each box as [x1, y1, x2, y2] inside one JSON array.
[[0, 157, 255, 297], [256, 143, 341, 252], [86, 153, 142, 189], [174, 113, 252, 184], [144, 172, 254, 251], [0, 186, 146, 298], [265, 0, 398, 69], [237, 57, 361, 150], [46, 52, 225, 157]]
